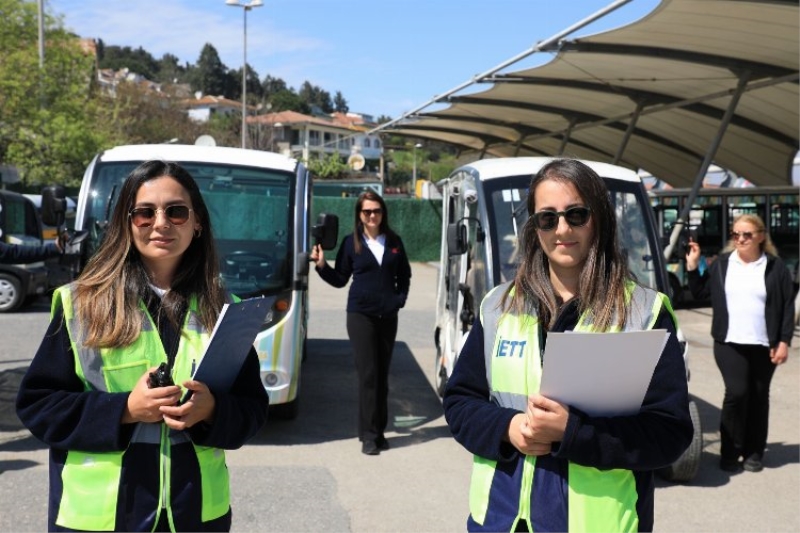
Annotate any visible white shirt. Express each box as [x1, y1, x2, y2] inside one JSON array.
[[724, 251, 769, 346], [148, 283, 168, 299], [364, 234, 386, 265]]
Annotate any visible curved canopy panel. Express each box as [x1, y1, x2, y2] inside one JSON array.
[[378, 0, 799, 187]]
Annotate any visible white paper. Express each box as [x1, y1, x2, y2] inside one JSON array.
[[538, 329, 669, 417]]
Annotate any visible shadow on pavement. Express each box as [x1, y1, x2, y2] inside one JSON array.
[[251, 338, 448, 446], [658, 391, 799, 489]]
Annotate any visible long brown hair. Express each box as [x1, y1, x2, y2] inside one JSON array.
[[351, 191, 398, 254], [72, 160, 227, 348], [507, 159, 632, 331]]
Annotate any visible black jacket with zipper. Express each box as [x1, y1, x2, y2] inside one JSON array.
[[687, 252, 794, 348]]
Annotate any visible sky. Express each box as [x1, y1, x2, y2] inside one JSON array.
[[51, 0, 662, 120]]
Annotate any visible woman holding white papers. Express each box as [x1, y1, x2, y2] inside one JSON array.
[[443, 159, 693, 533], [686, 214, 793, 474], [16, 160, 268, 532]]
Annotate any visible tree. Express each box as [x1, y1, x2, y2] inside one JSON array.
[[191, 43, 228, 97], [229, 63, 262, 103], [98, 44, 159, 80], [156, 53, 188, 84], [262, 74, 287, 100], [305, 153, 349, 180], [270, 88, 309, 114], [333, 91, 349, 113], [97, 82, 205, 147], [0, 0, 110, 188], [298, 81, 333, 114]]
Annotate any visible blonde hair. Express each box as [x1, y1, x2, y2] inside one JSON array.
[[723, 213, 778, 256]]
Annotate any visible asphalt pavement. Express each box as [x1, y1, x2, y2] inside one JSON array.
[[0, 263, 798, 532]]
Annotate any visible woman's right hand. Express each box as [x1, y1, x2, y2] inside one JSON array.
[[122, 368, 182, 424], [310, 244, 325, 269], [685, 240, 701, 271]]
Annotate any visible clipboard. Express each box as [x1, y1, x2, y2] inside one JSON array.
[[538, 329, 669, 417], [182, 296, 274, 403]]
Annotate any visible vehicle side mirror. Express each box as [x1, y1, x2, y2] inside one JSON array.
[[312, 213, 339, 250], [447, 222, 468, 256], [41, 185, 67, 227]]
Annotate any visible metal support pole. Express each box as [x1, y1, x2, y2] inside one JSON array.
[[241, 7, 248, 148], [612, 101, 643, 165], [663, 72, 751, 261], [37, 0, 44, 68]]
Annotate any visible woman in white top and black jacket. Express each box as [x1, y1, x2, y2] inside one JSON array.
[[686, 213, 794, 473], [311, 191, 412, 456]]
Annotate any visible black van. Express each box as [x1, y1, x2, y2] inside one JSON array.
[[0, 190, 49, 312]]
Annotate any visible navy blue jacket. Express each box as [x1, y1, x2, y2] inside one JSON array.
[[16, 303, 268, 532], [0, 240, 59, 264], [687, 252, 794, 348], [444, 299, 692, 532], [316, 233, 411, 316]]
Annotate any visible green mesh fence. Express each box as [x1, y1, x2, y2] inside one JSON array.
[[311, 197, 443, 262]]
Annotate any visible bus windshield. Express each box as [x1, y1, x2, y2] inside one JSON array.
[[84, 161, 295, 297]]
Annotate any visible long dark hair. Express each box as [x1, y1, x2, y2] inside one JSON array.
[[73, 160, 226, 347], [507, 158, 631, 330], [352, 190, 398, 254]]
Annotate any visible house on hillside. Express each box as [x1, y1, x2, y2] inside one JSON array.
[[182, 93, 248, 123], [248, 110, 383, 172]]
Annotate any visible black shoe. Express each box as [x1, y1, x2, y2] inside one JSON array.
[[719, 458, 742, 472], [361, 441, 380, 456], [743, 454, 763, 472], [376, 436, 390, 451]]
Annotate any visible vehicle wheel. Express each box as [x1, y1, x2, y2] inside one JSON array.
[[269, 398, 299, 420], [0, 273, 24, 313], [435, 346, 448, 398], [658, 399, 702, 482], [668, 272, 686, 307]]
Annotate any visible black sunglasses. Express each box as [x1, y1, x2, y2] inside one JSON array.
[[730, 230, 761, 241], [361, 208, 383, 216], [531, 206, 591, 231], [129, 205, 192, 228]]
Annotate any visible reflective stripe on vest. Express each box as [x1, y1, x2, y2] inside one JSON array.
[[472, 280, 673, 532], [51, 285, 231, 530]]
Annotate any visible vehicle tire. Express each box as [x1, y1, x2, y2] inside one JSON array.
[[269, 398, 299, 420], [658, 399, 702, 482], [0, 273, 24, 313], [434, 345, 448, 398]]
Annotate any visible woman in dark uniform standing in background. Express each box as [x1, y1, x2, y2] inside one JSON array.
[[311, 191, 411, 456]]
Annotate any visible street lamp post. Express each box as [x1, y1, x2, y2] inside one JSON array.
[[226, 0, 263, 149], [412, 142, 422, 197]]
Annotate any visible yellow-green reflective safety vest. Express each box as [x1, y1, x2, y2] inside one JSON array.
[[51, 285, 231, 531], [470, 280, 675, 533]]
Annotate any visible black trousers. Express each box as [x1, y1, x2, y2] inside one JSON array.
[[346, 312, 398, 442], [713, 341, 777, 461]]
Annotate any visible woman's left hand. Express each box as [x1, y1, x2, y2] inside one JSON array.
[[159, 380, 216, 430], [526, 394, 568, 444], [770, 342, 790, 365]]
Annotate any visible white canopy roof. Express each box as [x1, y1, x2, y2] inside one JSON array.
[[376, 0, 799, 188]]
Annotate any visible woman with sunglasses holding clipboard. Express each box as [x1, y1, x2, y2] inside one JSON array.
[[16, 160, 268, 532], [443, 158, 693, 533], [311, 190, 411, 456], [686, 213, 794, 474]]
